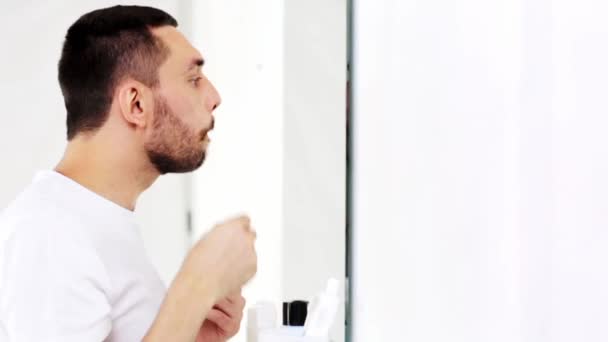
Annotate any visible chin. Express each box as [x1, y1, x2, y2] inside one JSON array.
[[184, 150, 207, 173], [192, 155, 206, 171]]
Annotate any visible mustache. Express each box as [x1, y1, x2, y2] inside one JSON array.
[[200, 118, 215, 140]]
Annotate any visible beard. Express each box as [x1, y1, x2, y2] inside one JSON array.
[[145, 94, 211, 175]]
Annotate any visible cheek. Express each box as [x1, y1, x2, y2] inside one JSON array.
[[165, 88, 209, 128], [182, 99, 212, 129], [167, 95, 190, 116], [163, 96, 194, 124]]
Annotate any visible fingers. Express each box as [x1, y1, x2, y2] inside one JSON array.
[[206, 293, 245, 336], [206, 308, 234, 331], [220, 214, 249, 228], [237, 215, 251, 227], [222, 214, 256, 237], [206, 307, 242, 336], [214, 293, 246, 318], [228, 214, 250, 227]]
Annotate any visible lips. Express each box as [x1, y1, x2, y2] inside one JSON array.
[[200, 117, 215, 141], [200, 129, 210, 141]]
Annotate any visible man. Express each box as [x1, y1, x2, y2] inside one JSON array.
[[0, 5, 257, 342]]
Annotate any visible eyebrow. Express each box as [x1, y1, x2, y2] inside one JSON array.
[[187, 58, 205, 72]]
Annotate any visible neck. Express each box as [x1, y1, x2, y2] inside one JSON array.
[[55, 134, 159, 211]]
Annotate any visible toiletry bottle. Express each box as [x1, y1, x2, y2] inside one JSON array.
[[304, 278, 340, 338], [247, 301, 277, 342]]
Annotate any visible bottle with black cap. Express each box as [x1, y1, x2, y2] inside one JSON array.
[[283, 300, 309, 327]]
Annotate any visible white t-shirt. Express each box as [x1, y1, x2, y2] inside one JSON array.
[[0, 171, 167, 341]]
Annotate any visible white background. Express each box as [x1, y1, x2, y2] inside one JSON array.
[[352, 0, 608, 341]]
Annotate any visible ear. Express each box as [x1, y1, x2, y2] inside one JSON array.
[[116, 79, 152, 129]]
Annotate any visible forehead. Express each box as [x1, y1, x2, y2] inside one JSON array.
[[152, 26, 202, 72]]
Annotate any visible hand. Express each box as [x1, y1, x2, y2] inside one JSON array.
[[183, 215, 257, 301], [196, 291, 246, 342], [143, 217, 255, 342]]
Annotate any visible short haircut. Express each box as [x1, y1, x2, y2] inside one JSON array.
[[57, 5, 178, 140]]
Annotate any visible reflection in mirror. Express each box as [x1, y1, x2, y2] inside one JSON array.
[[0, 1, 346, 342]]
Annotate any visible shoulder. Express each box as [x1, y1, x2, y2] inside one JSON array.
[[0, 175, 114, 340], [0, 187, 110, 288], [1, 186, 90, 249]]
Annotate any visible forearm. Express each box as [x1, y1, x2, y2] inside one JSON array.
[[143, 270, 216, 342]]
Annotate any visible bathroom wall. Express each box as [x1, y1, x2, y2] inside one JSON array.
[[352, 0, 608, 341]]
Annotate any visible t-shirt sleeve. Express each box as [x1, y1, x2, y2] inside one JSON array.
[[0, 219, 112, 342]]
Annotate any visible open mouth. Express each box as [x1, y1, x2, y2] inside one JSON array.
[[200, 118, 215, 141], [201, 130, 212, 142]]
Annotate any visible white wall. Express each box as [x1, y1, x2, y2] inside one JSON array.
[[352, 0, 608, 341], [0, 0, 190, 286], [283, 1, 346, 341], [191, 1, 346, 342], [190, 2, 285, 342]]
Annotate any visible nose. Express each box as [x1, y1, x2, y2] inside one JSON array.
[[208, 81, 222, 112]]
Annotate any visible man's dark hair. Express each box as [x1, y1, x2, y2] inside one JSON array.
[[58, 5, 178, 140]]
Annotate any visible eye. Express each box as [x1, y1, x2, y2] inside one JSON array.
[[190, 76, 203, 86]]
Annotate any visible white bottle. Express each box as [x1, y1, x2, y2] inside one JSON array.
[[304, 278, 340, 338], [247, 301, 277, 342]]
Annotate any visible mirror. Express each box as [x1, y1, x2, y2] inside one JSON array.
[[0, 1, 347, 342]]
